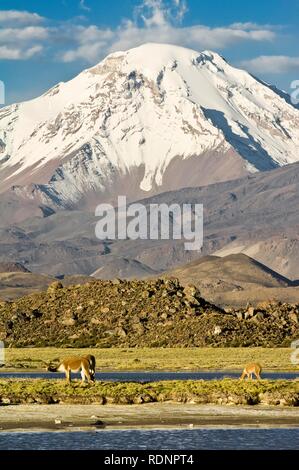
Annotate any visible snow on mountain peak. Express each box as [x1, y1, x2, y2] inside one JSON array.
[[1, 43, 299, 206], [93, 43, 228, 82]]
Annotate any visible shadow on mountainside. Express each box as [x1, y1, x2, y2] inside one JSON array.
[[203, 108, 279, 171]]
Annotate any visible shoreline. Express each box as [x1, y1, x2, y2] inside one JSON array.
[[1, 403, 299, 432], [1, 367, 298, 373]]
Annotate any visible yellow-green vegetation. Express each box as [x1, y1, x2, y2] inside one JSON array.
[[0, 378, 298, 406], [3, 347, 298, 371]]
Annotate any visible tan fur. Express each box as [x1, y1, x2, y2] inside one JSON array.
[[47, 354, 96, 383], [240, 362, 262, 380]]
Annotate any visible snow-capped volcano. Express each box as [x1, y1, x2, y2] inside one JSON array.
[[1, 43, 299, 208]]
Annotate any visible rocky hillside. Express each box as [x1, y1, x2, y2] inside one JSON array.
[[0, 279, 298, 347]]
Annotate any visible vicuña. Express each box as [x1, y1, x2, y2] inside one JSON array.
[[47, 354, 96, 383], [240, 363, 262, 380]]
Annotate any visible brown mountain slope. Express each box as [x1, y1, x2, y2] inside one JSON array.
[[0, 162, 299, 280], [166, 254, 299, 307], [0, 262, 30, 273], [92, 257, 159, 280], [214, 237, 299, 282], [168, 254, 292, 289], [0, 272, 54, 300], [0, 271, 91, 301]]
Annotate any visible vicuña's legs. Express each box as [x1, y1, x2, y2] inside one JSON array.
[[82, 365, 92, 383], [66, 369, 71, 383], [81, 369, 87, 383]]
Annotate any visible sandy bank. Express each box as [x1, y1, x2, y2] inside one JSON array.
[[0, 403, 299, 432]]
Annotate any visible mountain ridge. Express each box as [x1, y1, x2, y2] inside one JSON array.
[[0, 161, 299, 280]]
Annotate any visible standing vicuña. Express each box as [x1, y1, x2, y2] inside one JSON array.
[[47, 354, 96, 383], [240, 363, 262, 380]]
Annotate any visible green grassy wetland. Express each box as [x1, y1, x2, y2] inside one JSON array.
[[0, 378, 298, 406]]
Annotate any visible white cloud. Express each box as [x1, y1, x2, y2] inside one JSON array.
[[0, 10, 44, 25], [0, 26, 49, 43], [73, 25, 113, 43], [0, 46, 23, 60], [135, 0, 168, 27], [135, 0, 188, 26], [62, 40, 108, 63], [0, 24, 48, 60], [59, 0, 276, 64], [23, 45, 44, 59], [0, 1, 278, 64], [79, 0, 91, 12], [230, 22, 277, 31], [173, 0, 188, 22], [178, 24, 274, 48], [0, 10, 47, 60], [0, 44, 43, 60], [241, 55, 299, 74]]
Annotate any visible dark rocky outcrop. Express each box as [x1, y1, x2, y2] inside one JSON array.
[[0, 279, 298, 347]]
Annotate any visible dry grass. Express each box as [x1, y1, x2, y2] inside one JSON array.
[[2, 347, 298, 371]]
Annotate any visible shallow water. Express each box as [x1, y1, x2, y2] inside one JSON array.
[[0, 428, 298, 450], [0, 371, 297, 381]]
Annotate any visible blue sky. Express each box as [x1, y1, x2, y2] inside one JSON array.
[[0, 0, 299, 104]]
